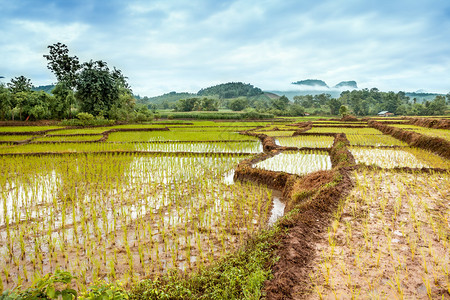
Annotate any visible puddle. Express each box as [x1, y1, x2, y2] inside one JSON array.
[[223, 170, 235, 185], [254, 151, 332, 176], [268, 195, 285, 226]]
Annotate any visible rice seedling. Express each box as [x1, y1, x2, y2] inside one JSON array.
[[0, 151, 275, 290], [350, 147, 450, 168], [254, 150, 332, 175], [276, 135, 335, 148], [306, 170, 449, 298]]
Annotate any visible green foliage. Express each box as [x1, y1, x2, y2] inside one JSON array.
[[175, 97, 219, 112], [270, 95, 290, 110], [0, 83, 12, 120], [79, 282, 128, 300], [43, 42, 80, 89], [228, 97, 248, 111], [1, 270, 77, 300], [60, 113, 115, 126], [7, 76, 32, 94], [198, 82, 263, 99], [339, 105, 349, 117], [160, 111, 273, 120], [129, 227, 279, 300]]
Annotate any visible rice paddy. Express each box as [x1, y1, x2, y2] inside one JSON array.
[[0, 117, 448, 298], [276, 136, 335, 148], [350, 147, 450, 169], [254, 151, 332, 175]]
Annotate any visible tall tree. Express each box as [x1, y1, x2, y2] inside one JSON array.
[[43, 42, 80, 89], [76, 60, 127, 117], [0, 83, 11, 120], [7, 76, 32, 94]]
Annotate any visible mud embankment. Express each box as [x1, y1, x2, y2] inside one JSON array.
[[405, 117, 450, 129], [368, 120, 450, 159]]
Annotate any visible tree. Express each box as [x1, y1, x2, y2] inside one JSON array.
[[176, 98, 199, 112], [229, 97, 248, 111], [0, 83, 11, 120], [339, 105, 349, 117], [271, 95, 290, 110], [43, 42, 80, 89], [200, 98, 218, 111], [7, 76, 32, 94], [327, 98, 341, 115], [75, 60, 127, 117]]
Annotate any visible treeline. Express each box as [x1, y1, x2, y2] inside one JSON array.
[[0, 43, 154, 123], [293, 89, 448, 116]]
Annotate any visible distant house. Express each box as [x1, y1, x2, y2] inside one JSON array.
[[377, 111, 394, 117]]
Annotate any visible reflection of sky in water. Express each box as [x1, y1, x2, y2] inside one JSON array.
[[255, 152, 332, 175]]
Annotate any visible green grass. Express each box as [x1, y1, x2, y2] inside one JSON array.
[[0, 135, 34, 141], [0, 126, 64, 132], [129, 225, 280, 300], [347, 134, 408, 146], [33, 135, 103, 142]]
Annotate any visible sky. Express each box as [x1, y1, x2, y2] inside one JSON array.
[[1, 0, 449, 97]]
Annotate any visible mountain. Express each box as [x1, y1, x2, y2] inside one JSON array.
[[292, 79, 328, 88], [32, 84, 55, 94], [334, 81, 358, 89], [198, 82, 264, 99]]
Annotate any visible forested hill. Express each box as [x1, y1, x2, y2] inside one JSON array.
[[197, 82, 264, 98], [292, 79, 328, 87], [32, 84, 55, 94]]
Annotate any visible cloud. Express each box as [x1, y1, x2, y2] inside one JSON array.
[[1, 0, 449, 95]]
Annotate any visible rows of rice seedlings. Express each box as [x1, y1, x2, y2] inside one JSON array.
[[254, 150, 332, 175], [0, 141, 262, 154], [253, 131, 297, 137], [350, 146, 450, 169], [276, 135, 335, 148], [157, 127, 258, 132], [307, 127, 382, 135], [0, 126, 64, 133], [51, 128, 117, 135], [134, 141, 262, 153], [312, 121, 367, 124], [0, 153, 274, 290], [347, 134, 408, 146], [107, 131, 256, 142], [33, 135, 103, 142], [308, 170, 450, 299], [390, 124, 450, 141], [0, 136, 34, 142]]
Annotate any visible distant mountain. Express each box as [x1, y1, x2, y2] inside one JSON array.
[[266, 90, 342, 101], [405, 91, 444, 103], [334, 81, 358, 89], [292, 79, 328, 87], [32, 85, 55, 94], [198, 82, 264, 99]]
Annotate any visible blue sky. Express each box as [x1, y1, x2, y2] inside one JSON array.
[[1, 0, 449, 96]]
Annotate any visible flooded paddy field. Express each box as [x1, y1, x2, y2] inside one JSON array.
[[1, 117, 448, 297]]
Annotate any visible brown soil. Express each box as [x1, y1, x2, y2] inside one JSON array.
[[264, 167, 354, 299]]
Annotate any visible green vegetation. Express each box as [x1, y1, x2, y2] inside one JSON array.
[[197, 82, 263, 99]]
